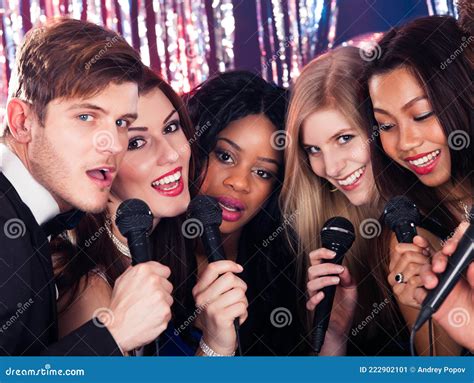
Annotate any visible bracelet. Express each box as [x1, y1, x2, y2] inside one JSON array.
[[199, 338, 235, 357]]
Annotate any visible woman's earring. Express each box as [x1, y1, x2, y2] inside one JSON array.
[[329, 186, 338, 193]]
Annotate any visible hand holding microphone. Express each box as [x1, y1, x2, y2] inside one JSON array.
[[105, 199, 173, 354], [187, 195, 247, 356], [384, 196, 432, 309], [310, 217, 356, 354]]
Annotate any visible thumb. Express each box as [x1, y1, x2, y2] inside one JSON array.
[[338, 266, 355, 288]]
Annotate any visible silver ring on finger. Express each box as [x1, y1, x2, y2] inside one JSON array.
[[395, 272, 406, 284]]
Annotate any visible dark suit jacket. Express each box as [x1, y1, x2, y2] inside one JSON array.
[[0, 172, 121, 355]]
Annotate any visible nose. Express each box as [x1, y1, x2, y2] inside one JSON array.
[[156, 138, 180, 165], [323, 151, 346, 179], [223, 170, 250, 193], [94, 125, 125, 156], [397, 122, 423, 153]]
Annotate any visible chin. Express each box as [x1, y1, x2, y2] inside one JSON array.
[[219, 221, 242, 235], [344, 189, 372, 207], [417, 174, 450, 187]]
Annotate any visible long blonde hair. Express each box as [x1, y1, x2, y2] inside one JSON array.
[[281, 46, 396, 343]]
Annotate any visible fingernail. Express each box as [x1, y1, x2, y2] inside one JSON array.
[[329, 251, 336, 257], [238, 265, 244, 271], [337, 266, 344, 273], [332, 277, 340, 283], [423, 249, 429, 256]]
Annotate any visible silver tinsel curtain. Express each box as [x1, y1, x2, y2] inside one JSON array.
[[0, 0, 460, 122]]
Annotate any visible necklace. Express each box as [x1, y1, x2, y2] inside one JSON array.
[[105, 222, 131, 258]]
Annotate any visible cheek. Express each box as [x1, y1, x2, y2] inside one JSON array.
[[247, 181, 273, 214], [380, 133, 399, 160], [309, 157, 325, 178], [113, 161, 150, 197], [430, 123, 448, 146], [199, 161, 220, 194]]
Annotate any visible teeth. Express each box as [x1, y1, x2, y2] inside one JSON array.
[[337, 166, 365, 186], [408, 150, 440, 167], [152, 171, 181, 187], [218, 202, 238, 212]]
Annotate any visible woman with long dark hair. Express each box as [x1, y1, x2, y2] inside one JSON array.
[[365, 15, 472, 355], [185, 70, 305, 355]]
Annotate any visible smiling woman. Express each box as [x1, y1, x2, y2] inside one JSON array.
[[364, 15, 472, 356]]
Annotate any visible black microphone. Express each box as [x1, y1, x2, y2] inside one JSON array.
[[187, 195, 241, 353], [414, 208, 474, 332], [116, 198, 153, 265], [115, 198, 158, 355], [187, 195, 225, 263], [312, 216, 355, 354], [383, 196, 421, 244]]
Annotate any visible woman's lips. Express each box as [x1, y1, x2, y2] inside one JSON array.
[[216, 196, 246, 222], [151, 167, 184, 197], [405, 149, 441, 176], [336, 166, 366, 192]]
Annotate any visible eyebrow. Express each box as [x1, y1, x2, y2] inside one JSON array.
[[373, 95, 428, 115], [128, 109, 178, 132], [67, 103, 138, 121], [163, 109, 178, 124], [217, 137, 280, 167]]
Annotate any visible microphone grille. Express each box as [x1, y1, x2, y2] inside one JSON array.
[[384, 196, 421, 230], [187, 195, 222, 227], [115, 199, 153, 237], [321, 216, 355, 251]]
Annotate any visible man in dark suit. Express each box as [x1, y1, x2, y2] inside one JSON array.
[[0, 19, 174, 356]]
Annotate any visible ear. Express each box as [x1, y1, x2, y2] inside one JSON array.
[[6, 98, 35, 144]]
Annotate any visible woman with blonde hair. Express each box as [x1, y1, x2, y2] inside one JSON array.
[[282, 45, 459, 355]]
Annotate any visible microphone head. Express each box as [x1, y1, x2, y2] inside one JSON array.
[[384, 196, 421, 230], [187, 195, 222, 227], [115, 198, 153, 237], [321, 216, 355, 253]]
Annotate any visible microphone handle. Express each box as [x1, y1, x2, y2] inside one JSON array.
[[201, 224, 241, 351], [312, 249, 345, 354], [127, 231, 160, 356], [202, 225, 226, 263], [394, 221, 418, 243]]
